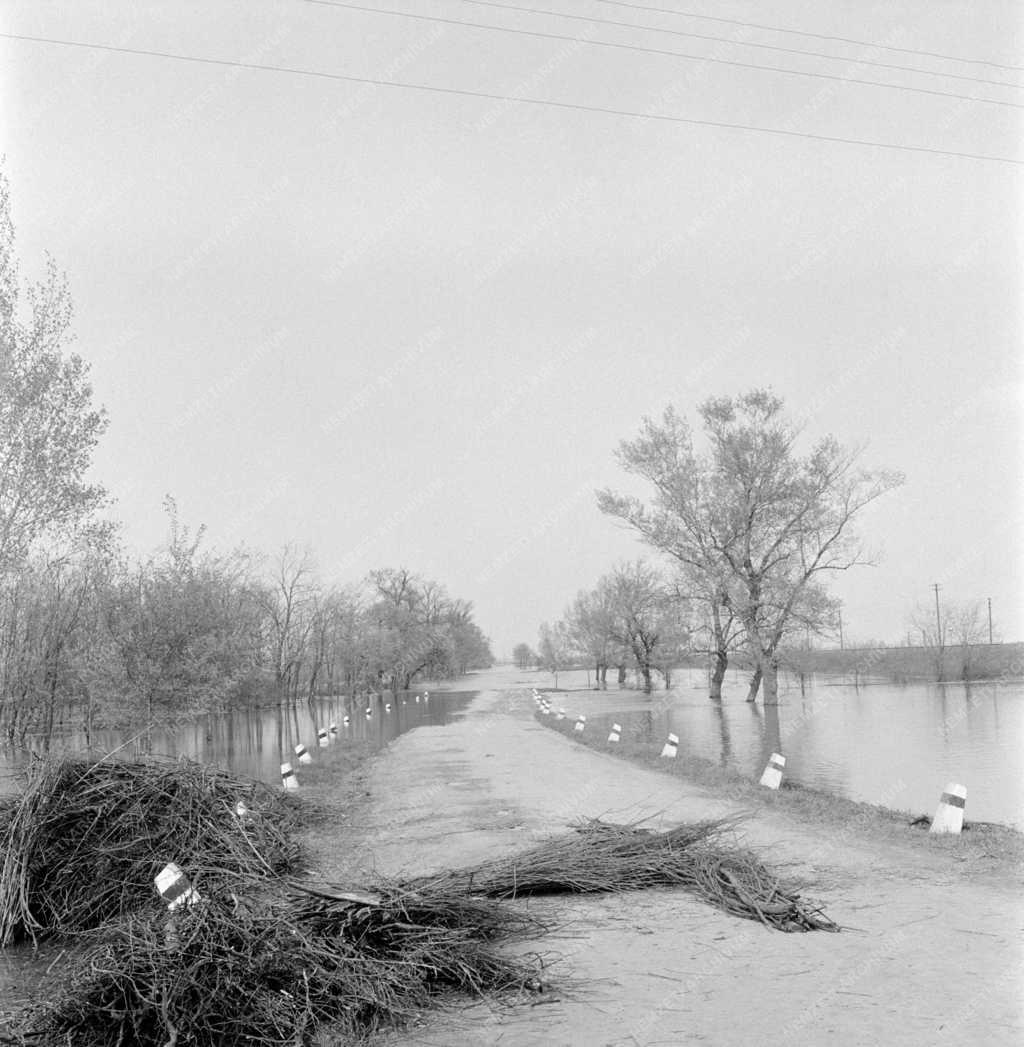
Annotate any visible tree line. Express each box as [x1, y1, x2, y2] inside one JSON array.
[[0, 172, 491, 744], [525, 390, 904, 703]]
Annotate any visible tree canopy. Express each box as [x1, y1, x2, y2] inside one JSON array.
[[599, 390, 903, 702]]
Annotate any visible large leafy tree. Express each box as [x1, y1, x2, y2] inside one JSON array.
[[0, 172, 107, 568], [600, 391, 903, 703]]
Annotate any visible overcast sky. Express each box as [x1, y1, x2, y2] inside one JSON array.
[[2, 1, 1021, 656]]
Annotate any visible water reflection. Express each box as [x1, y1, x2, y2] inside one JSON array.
[[711, 702, 732, 767], [0, 690, 476, 798], [580, 669, 1023, 827]]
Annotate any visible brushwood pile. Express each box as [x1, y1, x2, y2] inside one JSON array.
[[0, 755, 837, 1046]]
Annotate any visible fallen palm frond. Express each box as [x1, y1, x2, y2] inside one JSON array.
[[0, 755, 302, 945], [409, 819, 838, 932], [20, 884, 546, 1047]]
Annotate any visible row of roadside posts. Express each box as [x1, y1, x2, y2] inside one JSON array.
[[154, 691, 434, 925], [279, 691, 430, 791], [531, 687, 969, 835]]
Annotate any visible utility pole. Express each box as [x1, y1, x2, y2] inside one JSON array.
[[838, 609, 844, 650], [988, 597, 993, 644], [932, 583, 943, 647]]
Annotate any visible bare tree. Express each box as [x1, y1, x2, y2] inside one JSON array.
[[564, 584, 620, 689], [537, 620, 570, 689], [597, 406, 743, 699], [605, 561, 680, 695], [512, 642, 534, 670], [910, 597, 988, 681], [260, 545, 317, 702]]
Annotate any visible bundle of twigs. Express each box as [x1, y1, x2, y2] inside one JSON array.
[[3, 758, 839, 1046], [0, 755, 301, 945], [409, 819, 838, 933], [19, 884, 546, 1047]]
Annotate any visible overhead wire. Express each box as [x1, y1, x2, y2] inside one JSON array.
[[454, 0, 1024, 90], [1, 31, 1019, 165], [306, 0, 1024, 111], [594, 0, 1024, 74]]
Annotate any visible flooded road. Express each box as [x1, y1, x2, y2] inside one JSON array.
[[0, 689, 476, 797], [543, 668, 1024, 827]]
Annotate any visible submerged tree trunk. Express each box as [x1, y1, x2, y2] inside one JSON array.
[[709, 648, 727, 700], [762, 658, 780, 705], [745, 667, 762, 703]]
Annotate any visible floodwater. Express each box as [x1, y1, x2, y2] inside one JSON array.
[[0, 688, 475, 1020], [547, 668, 1024, 828], [0, 688, 475, 799]]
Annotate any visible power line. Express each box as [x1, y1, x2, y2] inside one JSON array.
[[456, 0, 1024, 91], [306, 1, 1023, 111], [2, 31, 1020, 165], [594, 0, 1024, 74]]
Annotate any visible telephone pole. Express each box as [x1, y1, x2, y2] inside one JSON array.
[[838, 609, 844, 650], [932, 583, 943, 646]]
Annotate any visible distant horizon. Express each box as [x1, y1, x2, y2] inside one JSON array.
[[3, 0, 1019, 660]]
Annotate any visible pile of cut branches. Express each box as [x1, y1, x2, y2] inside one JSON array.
[[3, 758, 838, 1047], [0, 755, 301, 945], [411, 818, 838, 932], [18, 883, 546, 1047]]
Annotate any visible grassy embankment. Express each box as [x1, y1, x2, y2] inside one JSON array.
[[535, 711, 1024, 872]]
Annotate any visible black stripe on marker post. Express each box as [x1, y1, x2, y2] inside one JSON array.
[[161, 876, 191, 905]]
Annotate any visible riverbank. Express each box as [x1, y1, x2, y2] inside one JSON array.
[[535, 710, 1024, 873]]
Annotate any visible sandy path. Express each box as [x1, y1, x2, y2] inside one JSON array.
[[348, 672, 1023, 1047]]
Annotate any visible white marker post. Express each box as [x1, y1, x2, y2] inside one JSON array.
[[281, 762, 298, 790], [660, 733, 679, 758], [574, 714, 586, 733], [294, 743, 312, 765], [930, 783, 967, 834], [317, 728, 329, 748], [608, 723, 621, 743], [155, 863, 201, 912], [759, 752, 786, 789]]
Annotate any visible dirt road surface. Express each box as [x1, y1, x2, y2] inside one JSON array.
[[339, 670, 1023, 1047]]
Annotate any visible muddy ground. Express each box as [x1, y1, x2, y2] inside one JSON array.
[[313, 668, 1023, 1047]]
